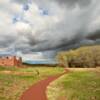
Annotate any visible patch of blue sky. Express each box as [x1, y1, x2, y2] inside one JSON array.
[[39, 7, 49, 16], [43, 9, 49, 15], [0, 50, 16, 56], [12, 14, 23, 23], [23, 4, 30, 11]]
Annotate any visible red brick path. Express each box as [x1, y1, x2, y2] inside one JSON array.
[[19, 72, 66, 100]]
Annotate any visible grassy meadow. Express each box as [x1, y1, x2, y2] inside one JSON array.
[[0, 65, 100, 100], [47, 68, 100, 100], [0, 66, 64, 100]]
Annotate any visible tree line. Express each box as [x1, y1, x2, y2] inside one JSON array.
[[57, 45, 100, 68]]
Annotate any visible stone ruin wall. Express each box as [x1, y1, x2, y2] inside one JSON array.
[[0, 56, 22, 67]]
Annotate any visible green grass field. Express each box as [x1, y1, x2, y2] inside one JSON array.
[[1, 66, 100, 100], [0, 66, 64, 100], [47, 68, 100, 100]]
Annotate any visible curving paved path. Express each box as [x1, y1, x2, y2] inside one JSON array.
[[19, 72, 66, 100]]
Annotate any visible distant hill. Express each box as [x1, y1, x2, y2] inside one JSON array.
[[57, 45, 100, 68], [24, 59, 58, 65], [23, 60, 58, 67]]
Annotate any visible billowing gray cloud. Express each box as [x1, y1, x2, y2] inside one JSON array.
[[55, 0, 92, 8], [87, 30, 100, 40], [0, 0, 100, 59], [11, 0, 28, 4], [12, 0, 91, 7]]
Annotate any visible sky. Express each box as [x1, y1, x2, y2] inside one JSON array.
[[0, 0, 100, 61]]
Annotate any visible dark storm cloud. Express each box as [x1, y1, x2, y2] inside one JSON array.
[[0, 35, 17, 48], [87, 30, 100, 40], [58, 39, 95, 51], [30, 32, 83, 51], [56, 0, 91, 8]]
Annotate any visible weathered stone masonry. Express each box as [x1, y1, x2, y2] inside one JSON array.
[[0, 56, 22, 67]]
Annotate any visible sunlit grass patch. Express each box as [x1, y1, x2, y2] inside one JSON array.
[[47, 69, 100, 100], [0, 66, 18, 71]]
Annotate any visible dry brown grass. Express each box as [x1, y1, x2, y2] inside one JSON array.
[[0, 70, 35, 76], [67, 67, 100, 72]]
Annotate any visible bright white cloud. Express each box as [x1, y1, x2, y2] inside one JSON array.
[[16, 51, 45, 61], [15, 22, 32, 35]]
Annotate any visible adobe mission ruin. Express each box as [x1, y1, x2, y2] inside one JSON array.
[[0, 56, 22, 67]]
